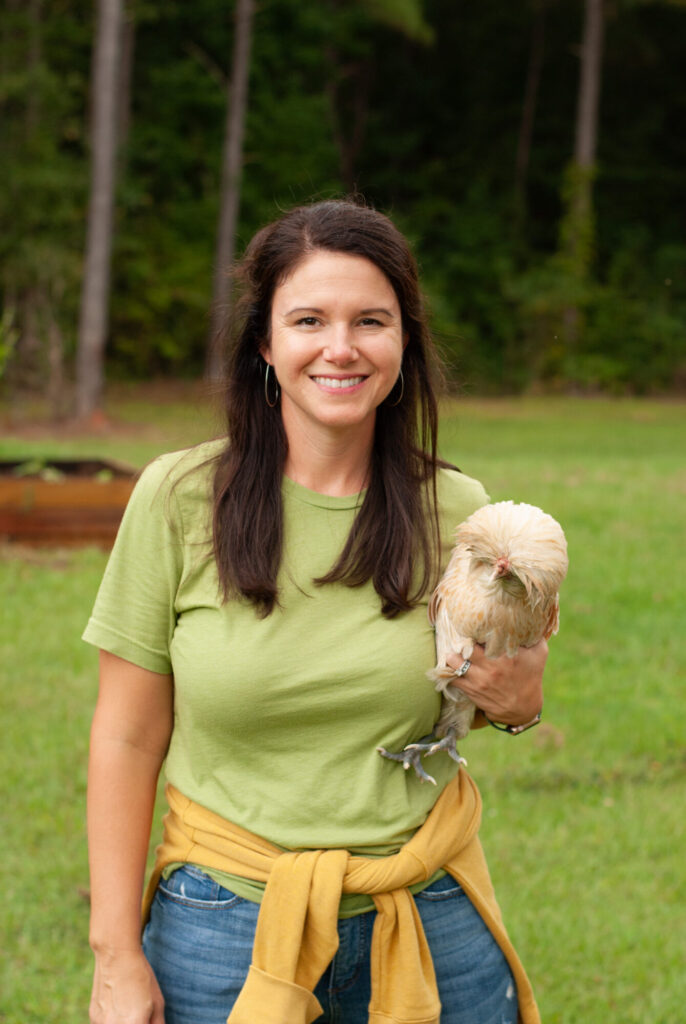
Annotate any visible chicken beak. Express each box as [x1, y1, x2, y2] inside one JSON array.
[[490, 557, 511, 581]]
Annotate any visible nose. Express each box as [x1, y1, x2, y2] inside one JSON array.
[[323, 324, 357, 364]]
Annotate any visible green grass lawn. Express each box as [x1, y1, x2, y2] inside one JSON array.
[[1, 390, 685, 1022]]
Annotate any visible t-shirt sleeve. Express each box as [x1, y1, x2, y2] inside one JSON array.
[[436, 468, 490, 564], [82, 455, 185, 674]]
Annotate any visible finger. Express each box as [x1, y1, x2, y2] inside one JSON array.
[[445, 647, 542, 722], [445, 643, 484, 673], [152, 1002, 166, 1024], [148, 968, 166, 1024]]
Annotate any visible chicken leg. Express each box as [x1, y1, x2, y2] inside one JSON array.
[[377, 728, 466, 785]]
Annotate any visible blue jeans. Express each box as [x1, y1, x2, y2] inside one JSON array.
[[143, 865, 518, 1024]]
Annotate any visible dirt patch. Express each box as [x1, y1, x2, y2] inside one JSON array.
[[0, 540, 76, 569]]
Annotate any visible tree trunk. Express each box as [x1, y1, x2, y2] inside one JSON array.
[[75, 0, 123, 419], [574, 0, 604, 171], [15, 287, 42, 390], [560, 0, 604, 360], [515, 0, 547, 217], [565, 0, 604, 263], [46, 293, 66, 421], [325, 53, 371, 195], [26, 0, 43, 141], [206, 0, 254, 382], [117, 0, 136, 176]]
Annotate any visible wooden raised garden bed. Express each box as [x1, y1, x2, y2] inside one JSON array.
[[0, 458, 138, 547]]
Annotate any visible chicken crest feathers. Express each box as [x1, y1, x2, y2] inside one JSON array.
[[454, 500, 568, 607]]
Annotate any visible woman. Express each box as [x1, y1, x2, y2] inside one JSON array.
[[85, 199, 546, 1024]]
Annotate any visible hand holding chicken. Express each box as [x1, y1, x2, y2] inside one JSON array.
[[378, 501, 568, 782]]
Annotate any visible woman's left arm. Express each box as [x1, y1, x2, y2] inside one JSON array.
[[446, 639, 547, 729]]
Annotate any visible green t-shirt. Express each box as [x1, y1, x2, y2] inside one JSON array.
[[83, 440, 488, 906]]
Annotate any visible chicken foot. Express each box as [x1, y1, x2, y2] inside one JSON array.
[[377, 728, 466, 785]]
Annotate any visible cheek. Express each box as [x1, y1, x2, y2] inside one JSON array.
[[265, 333, 311, 380], [387, 337, 405, 372], [263, 325, 288, 370]]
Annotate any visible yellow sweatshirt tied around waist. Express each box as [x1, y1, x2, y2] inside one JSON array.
[[143, 771, 540, 1024]]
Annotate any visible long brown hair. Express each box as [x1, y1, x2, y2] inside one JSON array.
[[212, 199, 445, 618]]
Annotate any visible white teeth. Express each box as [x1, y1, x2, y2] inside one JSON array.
[[312, 376, 365, 389]]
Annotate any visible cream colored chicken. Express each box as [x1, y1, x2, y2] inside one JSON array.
[[378, 501, 568, 783]]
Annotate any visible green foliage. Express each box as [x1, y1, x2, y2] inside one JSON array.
[[0, 0, 90, 387], [557, 161, 597, 281], [393, 188, 522, 392], [360, 0, 434, 44], [576, 289, 686, 393], [0, 306, 19, 380], [1, 0, 686, 393]]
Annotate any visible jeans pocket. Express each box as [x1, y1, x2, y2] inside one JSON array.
[[157, 864, 246, 908], [414, 873, 465, 902]]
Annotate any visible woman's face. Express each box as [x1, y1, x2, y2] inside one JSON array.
[[262, 250, 405, 443]]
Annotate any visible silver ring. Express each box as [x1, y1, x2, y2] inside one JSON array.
[[455, 659, 471, 678]]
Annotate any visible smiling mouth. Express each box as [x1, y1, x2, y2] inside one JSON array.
[[311, 376, 367, 389]]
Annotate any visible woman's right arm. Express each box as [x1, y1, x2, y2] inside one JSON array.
[[87, 650, 173, 1024]]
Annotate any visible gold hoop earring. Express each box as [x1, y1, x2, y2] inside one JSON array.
[[264, 363, 280, 408], [388, 369, 404, 407]]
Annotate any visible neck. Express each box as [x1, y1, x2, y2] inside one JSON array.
[[282, 416, 374, 497]]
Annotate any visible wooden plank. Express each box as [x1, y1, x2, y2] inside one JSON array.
[[0, 459, 137, 547]]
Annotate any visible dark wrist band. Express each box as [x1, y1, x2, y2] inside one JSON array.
[[485, 711, 542, 735]]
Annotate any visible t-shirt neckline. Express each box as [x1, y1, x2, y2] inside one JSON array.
[[282, 475, 366, 510]]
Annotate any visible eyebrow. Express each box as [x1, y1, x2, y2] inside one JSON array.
[[284, 306, 396, 317]]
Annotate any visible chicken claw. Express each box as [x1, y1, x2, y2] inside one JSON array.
[[377, 728, 467, 784], [377, 741, 438, 785], [425, 727, 468, 765]]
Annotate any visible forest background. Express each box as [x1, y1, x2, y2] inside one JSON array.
[[2, 0, 686, 414]]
